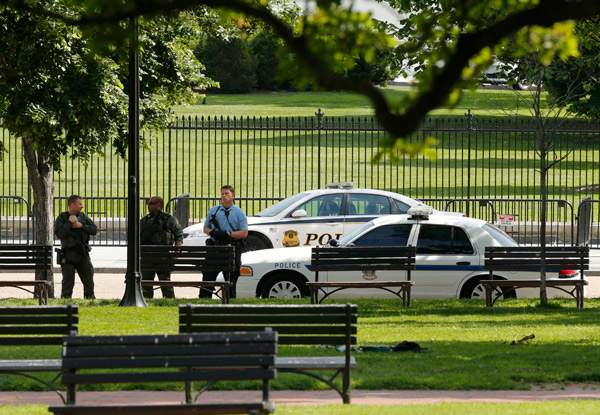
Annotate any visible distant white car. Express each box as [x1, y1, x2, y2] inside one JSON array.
[[183, 183, 463, 251], [236, 209, 585, 300]]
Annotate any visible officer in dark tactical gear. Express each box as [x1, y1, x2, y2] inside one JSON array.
[[200, 185, 248, 299], [140, 196, 184, 298], [55, 195, 98, 299]]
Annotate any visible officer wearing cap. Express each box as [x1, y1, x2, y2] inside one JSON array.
[[140, 196, 183, 298], [200, 185, 248, 299]]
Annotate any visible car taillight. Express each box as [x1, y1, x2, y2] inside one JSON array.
[[559, 269, 577, 278]]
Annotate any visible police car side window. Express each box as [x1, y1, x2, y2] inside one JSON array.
[[353, 224, 412, 247], [394, 200, 410, 214], [296, 194, 343, 217], [349, 194, 391, 216], [417, 225, 474, 255]]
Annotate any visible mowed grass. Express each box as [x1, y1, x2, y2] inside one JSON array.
[[1, 297, 599, 392], [3, 401, 600, 415], [172, 87, 549, 118]]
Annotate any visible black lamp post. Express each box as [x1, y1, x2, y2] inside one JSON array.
[[120, 16, 147, 307]]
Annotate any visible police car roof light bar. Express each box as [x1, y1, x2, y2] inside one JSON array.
[[408, 204, 433, 219], [326, 182, 354, 189]]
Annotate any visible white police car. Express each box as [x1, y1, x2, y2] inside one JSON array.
[[183, 182, 462, 251], [235, 206, 584, 300]]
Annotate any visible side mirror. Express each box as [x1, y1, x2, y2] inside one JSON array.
[[328, 239, 339, 247], [291, 209, 307, 218]]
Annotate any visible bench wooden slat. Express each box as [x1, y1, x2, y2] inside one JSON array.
[[276, 356, 358, 370], [1, 326, 75, 335], [180, 325, 357, 336], [181, 304, 358, 314], [0, 306, 76, 315], [63, 355, 276, 370], [64, 343, 277, 359], [0, 359, 62, 372], [0, 315, 79, 324], [182, 314, 355, 325]]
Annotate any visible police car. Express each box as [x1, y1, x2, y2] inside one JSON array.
[[183, 182, 462, 251], [235, 206, 585, 300]]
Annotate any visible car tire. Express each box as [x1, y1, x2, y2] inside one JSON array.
[[460, 277, 517, 300], [244, 235, 269, 253], [260, 274, 309, 299]]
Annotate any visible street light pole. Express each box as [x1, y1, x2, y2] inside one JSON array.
[[120, 16, 147, 307]]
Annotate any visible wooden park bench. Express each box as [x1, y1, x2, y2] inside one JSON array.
[[307, 246, 416, 306], [482, 246, 589, 308], [179, 303, 358, 404], [0, 304, 78, 403], [141, 245, 236, 303], [48, 330, 277, 415], [0, 245, 52, 305]]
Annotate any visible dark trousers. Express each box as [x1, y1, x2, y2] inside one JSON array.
[[142, 270, 175, 298], [199, 269, 240, 299], [60, 250, 95, 299]]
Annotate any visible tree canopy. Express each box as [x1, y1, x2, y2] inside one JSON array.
[[3, 0, 599, 150]]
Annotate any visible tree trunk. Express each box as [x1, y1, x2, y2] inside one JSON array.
[[22, 135, 55, 298], [539, 156, 548, 306]]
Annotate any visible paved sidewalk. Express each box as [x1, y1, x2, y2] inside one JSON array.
[[2, 387, 600, 407]]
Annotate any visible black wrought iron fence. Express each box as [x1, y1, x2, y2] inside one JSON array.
[[2, 111, 600, 246]]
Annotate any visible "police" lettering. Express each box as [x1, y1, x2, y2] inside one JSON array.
[[274, 262, 302, 269], [304, 233, 343, 246]]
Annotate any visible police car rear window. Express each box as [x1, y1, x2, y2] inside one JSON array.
[[255, 193, 308, 217], [483, 224, 519, 246]]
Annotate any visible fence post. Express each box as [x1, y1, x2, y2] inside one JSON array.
[[465, 109, 474, 217], [316, 108, 324, 188]]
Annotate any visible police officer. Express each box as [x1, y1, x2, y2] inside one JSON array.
[[140, 196, 183, 298], [200, 185, 248, 299], [55, 195, 98, 299]]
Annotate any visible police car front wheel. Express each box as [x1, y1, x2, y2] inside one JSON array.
[[244, 235, 269, 252], [261, 274, 309, 299]]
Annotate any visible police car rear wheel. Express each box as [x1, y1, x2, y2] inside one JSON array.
[[460, 277, 517, 300], [261, 274, 308, 299], [244, 235, 269, 252]]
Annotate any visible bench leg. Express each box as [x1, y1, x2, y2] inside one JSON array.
[[309, 286, 316, 304], [342, 367, 351, 404], [405, 285, 411, 308], [577, 285, 584, 309], [485, 286, 493, 307]]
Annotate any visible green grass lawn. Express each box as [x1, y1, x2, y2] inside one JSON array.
[[172, 87, 549, 118], [1, 297, 599, 393]]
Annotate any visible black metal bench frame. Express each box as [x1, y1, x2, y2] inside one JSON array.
[[308, 246, 416, 306], [48, 331, 277, 415], [0, 245, 52, 305], [483, 246, 590, 308], [141, 245, 236, 303], [0, 304, 78, 403], [179, 303, 358, 404]]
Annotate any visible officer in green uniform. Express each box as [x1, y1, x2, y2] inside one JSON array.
[[140, 196, 184, 298], [55, 195, 98, 299]]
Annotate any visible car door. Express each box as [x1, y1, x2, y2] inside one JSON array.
[[343, 193, 394, 237], [411, 224, 480, 298], [325, 224, 415, 297], [286, 193, 345, 247]]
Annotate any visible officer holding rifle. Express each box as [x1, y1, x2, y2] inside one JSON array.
[[200, 185, 248, 299]]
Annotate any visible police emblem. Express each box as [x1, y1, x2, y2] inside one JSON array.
[[282, 230, 300, 247], [362, 270, 376, 280]]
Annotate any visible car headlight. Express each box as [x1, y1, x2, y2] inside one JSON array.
[[240, 266, 253, 277]]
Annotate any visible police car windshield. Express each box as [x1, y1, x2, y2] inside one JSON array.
[[339, 222, 375, 245], [255, 192, 309, 217], [483, 224, 519, 246]]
